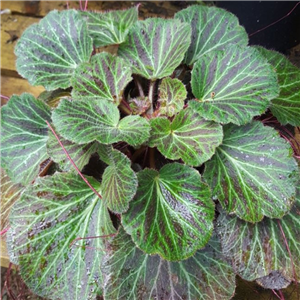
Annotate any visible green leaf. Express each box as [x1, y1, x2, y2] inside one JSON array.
[[52, 99, 150, 146], [256, 47, 300, 126], [217, 191, 300, 283], [102, 228, 236, 300], [101, 148, 137, 213], [1, 93, 51, 185], [118, 18, 191, 80], [158, 77, 187, 117], [148, 108, 223, 166], [47, 126, 100, 171], [175, 5, 248, 65], [7, 172, 116, 299], [190, 45, 279, 125], [0, 168, 24, 231], [204, 121, 298, 222], [122, 163, 214, 261], [82, 6, 139, 47], [15, 9, 92, 90], [71, 52, 132, 104]]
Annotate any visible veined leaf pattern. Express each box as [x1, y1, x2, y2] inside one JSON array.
[[102, 228, 236, 300], [52, 99, 150, 147], [1, 93, 51, 185], [118, 18, 191, 79], [122, 163, 214, 261], [7, 173, 116, 300], [15, 10, 92, 90], [204, 121, 298, 222]]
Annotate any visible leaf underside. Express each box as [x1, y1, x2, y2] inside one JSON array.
[[175, 5, 248, 65], [1, 93, 51, 185], [7, 173, 116, 300], [190, 45, 279, 125], [122, 163, 215, 261], [102, 228, 236, 300], [71, 52, 132, 104], [118, 18, 191, 80], [52, 99, 150, 147], [256, 46, 300, 126], [204, 121, 298, 222], [217, 190, 300, 283], [149, 107, 223, 167], [15, 9, 92, 90], [82, 6, 139, 47]]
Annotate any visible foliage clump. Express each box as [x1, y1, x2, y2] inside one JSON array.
[[1, 4, 300, 300]]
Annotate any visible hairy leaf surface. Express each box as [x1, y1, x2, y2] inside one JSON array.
[[217, 191, 300, 282], [82, 6, 139, 47], [15, 10, 92, 90], [122, 163, 214, 261], [47, 127, 100, 171], [1, 94, 51, 185], [102, 228, 236, 300], [175, 5, 248, 65], [256, 47, 300, 126], [101, 148, 137, 213], [118, 18, 191, 79], [72, 52, 132, 104], [149, 108, 223, 166], [204, 121, 298, 222], [52, 99, 150, 146], [190, 45, 279, 125], [158, 77, 187, 117], [7, 173, 116, 300]]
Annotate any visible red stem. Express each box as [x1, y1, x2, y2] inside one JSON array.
[[1, 94, 9, 100], [46, 121, 102, 200], [84, 0, 88, 11], [0, 228, 9, 236], [69, 233, 117, 248], [249, 2, 300, 37], [271, 289, 281, 299]]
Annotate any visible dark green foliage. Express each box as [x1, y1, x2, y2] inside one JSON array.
[[1, 4, 300, 300]]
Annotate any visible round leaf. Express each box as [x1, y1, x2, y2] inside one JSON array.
[[175, 5, 248, 65], [217, 191, 300, 283], [101, 149, 138, 213], [256, 46, 300, 126], [122, 163, 214, 261], [190, 45, 279, 125], [52, 99, 150, 147], [102, 228, 236, 300], [1, 93, 51, 185], [7, 172, 116, 300], [15, 9, 93, 90], [118, 18, 191, 80], [71, 52, 132, 104], [158, 77, 187, 117], [204, 121, 298, 222], [148, 108, 223, 166], [82, 6, 139, 47]]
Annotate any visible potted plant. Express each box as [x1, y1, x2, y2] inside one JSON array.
[[1, 3, 300, 300]]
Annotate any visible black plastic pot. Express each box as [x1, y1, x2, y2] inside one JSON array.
[[215, 1, 300, 53]]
